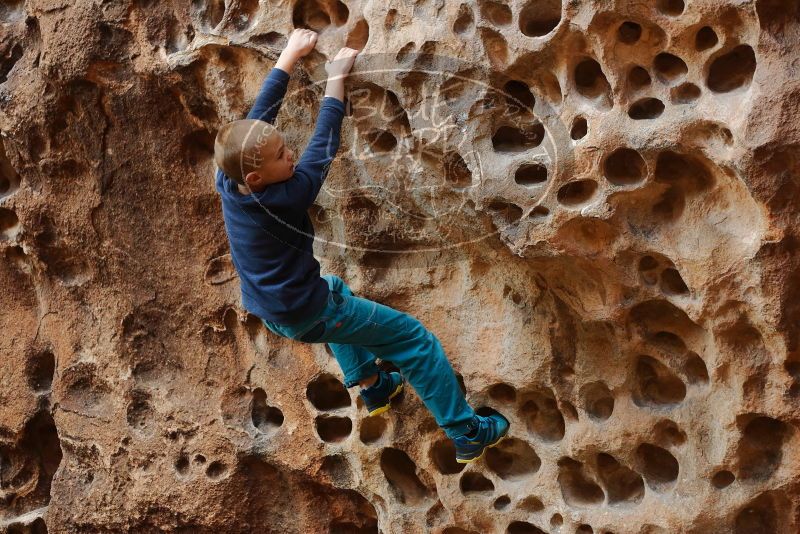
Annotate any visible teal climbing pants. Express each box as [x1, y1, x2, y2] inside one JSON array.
[[261, 274, 476, 439]]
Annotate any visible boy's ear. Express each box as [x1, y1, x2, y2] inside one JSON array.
[[244, 171, 262, 186]]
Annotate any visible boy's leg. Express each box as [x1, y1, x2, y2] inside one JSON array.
[[320, 275, 381, 387], [312, 289, 476, 438]]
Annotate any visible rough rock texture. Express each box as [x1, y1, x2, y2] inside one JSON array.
[[2, 0, 800, 532]]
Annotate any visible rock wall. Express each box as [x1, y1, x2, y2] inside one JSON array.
[[1, 0, 800, 532]]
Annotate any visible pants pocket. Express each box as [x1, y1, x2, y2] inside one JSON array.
[[296, 320, 327, 343]]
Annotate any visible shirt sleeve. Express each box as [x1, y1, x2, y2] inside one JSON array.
[[245, 67, 290, 124], [289, 96, 347, 208]]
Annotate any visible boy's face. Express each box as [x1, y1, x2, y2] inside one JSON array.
[[244, 131, 295, 191]]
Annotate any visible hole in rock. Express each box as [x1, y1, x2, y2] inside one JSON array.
[[530, 205, 550, 218], [628, 66, 652, 90], [359, 416, 387, 444], [190, 0, 225, 31], [345, 18, 369, 50], [508, 522, 547, 534], [479, 0, 512, 26], [695, 26, 719, 51], [571, 117, 588, 140], [250, 32, 288, 49], [487, 199, 523, 226], [0, 207, 20, 237], [519, 0, 562, 37], [396, 41, 415, 63], [292, 0, 349, 31], [551, 514, 563, 527], [26, 350, 56, 392], [494, 495, 511, 510], [320, 454, 353, 487], [618, 21, 642, 44], [480, 27, 508, 68], [657, 0, 685, 16], [653, 53, 688, 83], [660, 268, 689, 295], [636, 443, 679, 490], [229, 0, 259, 32], [562, 401, 578, 420], [453, 3, 475, 34], [306, 373, 351, 411], [316, 415, 353, 442], [364, 129, 397, 153], [738, 416, 789, 481], [628, 98, 665, 120], [252, 388, 284, 432], [557, 179, 598, 206], [652, 187, 686, 221], [491, 123, 544, 152], [126, 390, 153, 432], [756, 0, 800, 34], [384, 8, 398, 30], [734, 493, 780, 534], [503, 80, 536, 112], [485, 438, 541, 480], [596, 453, 645, 505], [380, 448, 431, 505], [539, 71, 563, 104], [0, 0, 25, 23], [430, 438, 466, 475], [707, 45, 757, 93], [488, 383, 517, 403], [649, 331, 687, 353], [194, 454, 206, 464], [558, 457, 605, 507], [577, 526, 593, 534], [515, 164, 547, 186], [712, 470, 735, 489], [444, 152, 472, 188], [519, 495, 544, 512], [521, 391, 565, 441], [654, 150, 713, 192], [574, 58, 611, 101], [0, 141, 20, 197], [175, 455, 190, 474], [206, 460, 227, 480], [634, 355, 687, 407], [604, 148, 646, 186], [684, 353, 709, 384], [671, 82, 701, 104], [460, 472, 494, 494], [581, 382, 614, 421], [8, 518, 48, 534], [639, 255, 659, 271]]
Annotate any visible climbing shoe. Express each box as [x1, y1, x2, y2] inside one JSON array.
[[452, 413, 510, 464], [359, 370, 404, 416]]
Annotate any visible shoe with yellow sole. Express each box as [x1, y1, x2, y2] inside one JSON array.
[[453, 413, 510, 464], [359, 371, 404, 416]]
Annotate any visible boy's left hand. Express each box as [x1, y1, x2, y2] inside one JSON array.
[[285, 29, 318, 59]]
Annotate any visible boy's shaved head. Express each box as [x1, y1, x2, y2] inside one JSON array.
[[214, 119, 280, 185]]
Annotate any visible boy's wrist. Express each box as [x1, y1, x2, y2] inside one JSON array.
[[275, 50, 301, 73]]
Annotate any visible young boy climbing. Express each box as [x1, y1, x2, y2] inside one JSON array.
[[213, 28, 508, 463]]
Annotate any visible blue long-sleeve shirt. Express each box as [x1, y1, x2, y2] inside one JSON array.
[[215, 67, 346, 324]]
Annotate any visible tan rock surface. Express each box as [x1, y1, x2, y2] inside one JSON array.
[[1, 0, 799, 532]]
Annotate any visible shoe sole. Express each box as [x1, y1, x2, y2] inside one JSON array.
[[367, 382, 404, 416], [455, 433, 508, 464]]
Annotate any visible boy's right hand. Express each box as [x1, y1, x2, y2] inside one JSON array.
[[325, 47, 359, 80]]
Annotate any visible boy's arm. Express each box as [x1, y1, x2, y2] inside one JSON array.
[[288, 47, 359, 208], [291, 96, 347, 207], [245, 29, 318, 123]]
